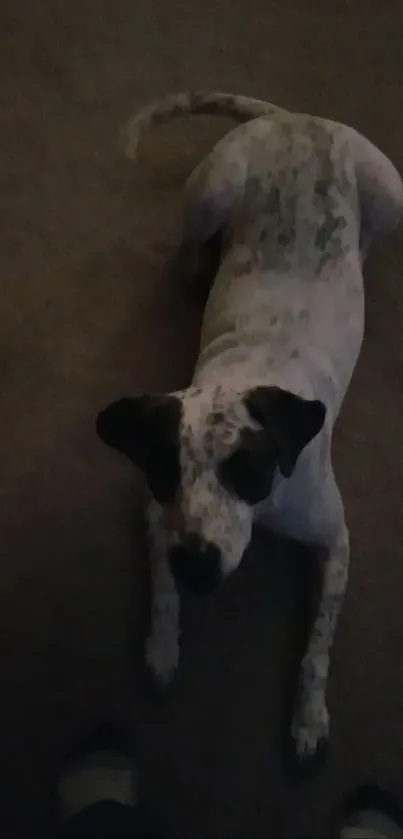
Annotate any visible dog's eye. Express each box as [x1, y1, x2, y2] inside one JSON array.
[[218, 431, 276, 505]]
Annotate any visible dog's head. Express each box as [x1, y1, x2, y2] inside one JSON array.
[[96, 385, 325, 594]]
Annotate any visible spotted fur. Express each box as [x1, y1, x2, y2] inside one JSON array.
[[97, 93, 403, 765]]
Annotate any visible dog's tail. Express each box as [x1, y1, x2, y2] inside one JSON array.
[[123, 91, 285, 161]]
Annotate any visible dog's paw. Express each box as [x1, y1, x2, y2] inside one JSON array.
[[290, 693, 329, 769], [145, 633, 179, 692]]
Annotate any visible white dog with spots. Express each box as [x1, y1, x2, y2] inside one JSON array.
[[96, 92, 403, 763]]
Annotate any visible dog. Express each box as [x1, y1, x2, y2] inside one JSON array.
[[96, 92, 403, 763]]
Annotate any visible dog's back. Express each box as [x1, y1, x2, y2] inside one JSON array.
[[193, 115, 364, 418]]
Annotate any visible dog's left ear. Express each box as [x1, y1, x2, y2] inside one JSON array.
[[245, 386, 326, 478], [349, 128, 403, 235], [95, 394, 182, 502]]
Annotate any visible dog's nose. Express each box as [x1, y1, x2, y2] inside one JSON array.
[[169, 533, 222, 595]]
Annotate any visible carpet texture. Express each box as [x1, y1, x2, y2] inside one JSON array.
[[1, 1, 403, 836]]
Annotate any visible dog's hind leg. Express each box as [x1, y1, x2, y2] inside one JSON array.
[[174, 134, 248, 298]]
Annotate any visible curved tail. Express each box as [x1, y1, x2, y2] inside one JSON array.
[[123, 91, 285, 161]]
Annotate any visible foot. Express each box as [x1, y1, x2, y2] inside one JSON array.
[[291, 691, 329, 764], [145, 630, 179, 689], [338, 784, 403, 838], [57, 724, 138, 824]]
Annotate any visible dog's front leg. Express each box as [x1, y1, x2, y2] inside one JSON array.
[[291, 522, 349, 763], [145, 499, 180, 687]]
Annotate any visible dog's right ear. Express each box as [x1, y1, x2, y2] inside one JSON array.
[[245, 386, 326, 478], [96, 395, 182, 503]]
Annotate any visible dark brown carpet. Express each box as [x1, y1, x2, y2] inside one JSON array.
[[1, 1, 403, 836]]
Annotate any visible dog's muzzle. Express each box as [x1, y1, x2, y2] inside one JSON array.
[[169, 533, 222, 595]]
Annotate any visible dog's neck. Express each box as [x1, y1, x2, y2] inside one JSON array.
[[193, 345, 315, 403]]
